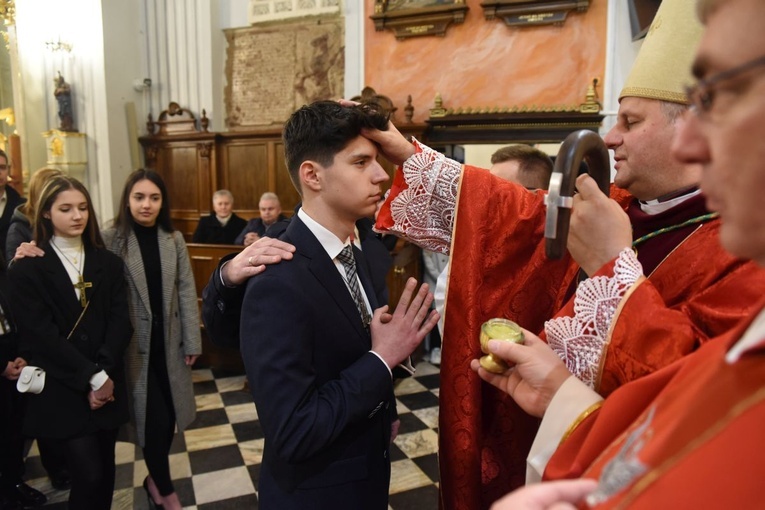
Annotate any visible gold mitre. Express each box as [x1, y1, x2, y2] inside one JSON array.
[[619, 0, 703, 104]]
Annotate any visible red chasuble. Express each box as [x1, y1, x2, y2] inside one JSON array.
[[545, 302, 765, 509], [376, 149, 765, 510]]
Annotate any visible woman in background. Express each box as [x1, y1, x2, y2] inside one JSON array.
[[8, 176, 131, 510], [5, 167, 63, 263], [103, 169, 201, 510]]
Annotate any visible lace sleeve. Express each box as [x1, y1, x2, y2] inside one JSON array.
[[385, 139, 462, 254], [544, 248, 643, 389]]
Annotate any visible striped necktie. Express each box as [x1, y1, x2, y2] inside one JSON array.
[[337, 245, 372, 327]]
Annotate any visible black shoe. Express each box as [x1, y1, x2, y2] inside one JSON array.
[[6, 483, 46, 508], [49, 471, 71, 491], [142, 477, 164, 510]]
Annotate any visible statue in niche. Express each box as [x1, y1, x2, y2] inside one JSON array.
[[53, 72, 76, 132]]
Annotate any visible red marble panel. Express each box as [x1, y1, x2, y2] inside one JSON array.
[[364, 0, 608, 123]]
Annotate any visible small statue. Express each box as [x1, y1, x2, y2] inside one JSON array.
[[54, 72, 76, 132]]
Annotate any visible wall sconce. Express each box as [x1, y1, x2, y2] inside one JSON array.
[[45, 36, 73, 53]]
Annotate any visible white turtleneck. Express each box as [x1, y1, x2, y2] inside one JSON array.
[[51, 235, 85, 301], [50, 235, 107, 391]]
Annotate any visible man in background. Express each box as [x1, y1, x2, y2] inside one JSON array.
[[235, 192, 287, 246], [192, 189, 247, 244], [428, 145, 554, 364], [489, 145, 553, 190]]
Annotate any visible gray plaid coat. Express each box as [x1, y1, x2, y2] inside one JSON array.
[[103, 227, 201, 446]]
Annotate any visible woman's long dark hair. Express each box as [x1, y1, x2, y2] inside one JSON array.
[[113, 169, 174, 241], [34, 176, 104, 249]]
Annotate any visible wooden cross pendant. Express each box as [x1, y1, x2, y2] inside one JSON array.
[[74, 275, 92, 307]]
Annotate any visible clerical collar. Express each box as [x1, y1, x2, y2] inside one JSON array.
[[726, 307, 765, 364], [217, 214, 231, 226], [639, 187, 701, 215]]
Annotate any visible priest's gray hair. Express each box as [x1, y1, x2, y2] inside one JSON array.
[[260, 191, 280, 204]]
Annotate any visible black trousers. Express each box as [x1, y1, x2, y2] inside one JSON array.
[[63, 427, 119, 510], [0, 377, 69, 491], [0, 377, 24, 487], [143, 327, 177, 496]]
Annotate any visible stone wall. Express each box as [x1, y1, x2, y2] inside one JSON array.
[[224, 16, 344, 128]]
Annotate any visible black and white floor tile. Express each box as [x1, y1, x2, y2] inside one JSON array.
[[23, 362, 441, 509]]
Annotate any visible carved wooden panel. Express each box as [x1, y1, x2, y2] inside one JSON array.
[[139, 134, 217, 239], [220, 141, 270, 214], [217, 130, 301, 219], [140, 122, 427, 239], [273, 141, 301, 214]]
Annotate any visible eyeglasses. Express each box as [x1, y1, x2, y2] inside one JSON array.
[[685, 54, 765, 116]]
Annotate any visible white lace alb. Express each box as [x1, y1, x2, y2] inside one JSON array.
[[386, 139, 461, 254], [545, 248, 643, 389]]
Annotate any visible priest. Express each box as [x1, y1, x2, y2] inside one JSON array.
[[367, 0, 765, 507], [483, 1, 765, 505]]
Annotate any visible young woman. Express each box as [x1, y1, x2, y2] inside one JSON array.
[[103, 169, 201, 510], [8, 176, 131, 510]]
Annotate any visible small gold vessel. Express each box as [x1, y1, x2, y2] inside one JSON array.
[[479, 318, 523, 374]]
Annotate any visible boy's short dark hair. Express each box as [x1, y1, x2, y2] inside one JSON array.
[[282, 101, 389, 195]]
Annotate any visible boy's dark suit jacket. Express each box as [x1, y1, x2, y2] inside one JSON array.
[[202, 216, 392, 348], [8, 244, 132, 439], [240, 216, 395, 510]]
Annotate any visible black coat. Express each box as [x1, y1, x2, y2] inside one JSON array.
[[8, 244, 132, 438], [241, 216, 394, 509], [192, 213, 248, 245], [5, 205, 31, 263], [0, 187, 25, 260], [0, 269, 18, 365]]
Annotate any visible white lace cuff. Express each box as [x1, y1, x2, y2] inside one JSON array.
[[544, 248, 643, 389], [386, 139, 461, 254]]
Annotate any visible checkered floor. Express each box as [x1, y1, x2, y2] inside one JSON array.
[[22, 361, 441, 509]]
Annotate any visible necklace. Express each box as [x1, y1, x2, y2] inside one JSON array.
[[632, 212, 719, 248], [51, 239, 91, 308]]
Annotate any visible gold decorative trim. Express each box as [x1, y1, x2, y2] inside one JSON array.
[[430, 121, 598, 130], [46, 160, 88, 166], [580, 77, 602, 113], [0, 0, 15, 26], [619, 86, 689, 105], [437, 104, 581, 116], [560, 400, 604, 444], [43, 130, 87, 138]]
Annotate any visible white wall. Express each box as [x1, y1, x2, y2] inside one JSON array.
[[602, 0, 643, 134], [14, 0, 145, 220]]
